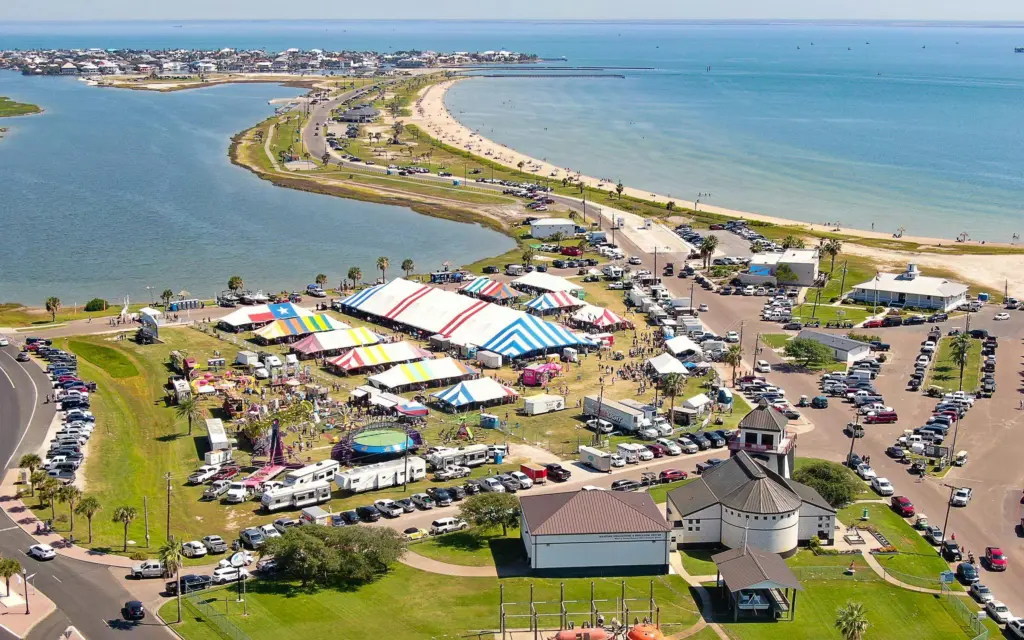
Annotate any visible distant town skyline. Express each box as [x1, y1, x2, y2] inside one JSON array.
[[3, 0, 1024, 22]]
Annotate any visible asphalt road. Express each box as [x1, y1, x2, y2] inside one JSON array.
[[0, 345, 172, 639], [301, 85, 378, 163]]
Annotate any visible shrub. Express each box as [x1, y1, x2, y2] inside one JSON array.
[[84, 298, 108, 312], [792, 460, 862, 507], [129, 551, 148, 561]]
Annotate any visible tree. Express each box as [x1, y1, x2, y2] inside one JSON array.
[[315, 273, 328, 288], [401, 259, 415, 277], [0, 558, 21, 597], [516, 160, 525, 174], [38, 477, 61, 522], [793, 460, 861, 507], [112, 506, 138, 552], [615, 181, 625, 199], [75, 496, 102, 543], [84, 298, 108, 312], [321, 151, 330, 166], [57, 485, 83, 534], [376, 256, 390, 283], [661, 373, 685, 424], [549, 232, 565, 247], [775, 264, 799, 285], [949, 333, 974, 392], [459, 492, 521, 535], [160, 536, 185, 624], [781, 235, 806, 249], [45, 297, 61, 322], [29, 471, 48, 500], [161, 289, 174, 307], [391, 120, 404, 143], [262, 525, 405, 588], [698, 235, 720, 269], [822, 238, 843, 273], [723, 344, 744, 384], [835, 601, 869, 640], [666, 201, 676, 211], [347, 266, 362, 289], [783, 337, 835, 367], [18, 454, 41, 496], [521, 247, 536, 266], [227, 276, 244, 292], [175, 396, 203, 436]]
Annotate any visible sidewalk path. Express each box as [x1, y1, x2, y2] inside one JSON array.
[[668, 552, 729, 640], [399, 550, 530, 578], [0, 582, 57, 639]]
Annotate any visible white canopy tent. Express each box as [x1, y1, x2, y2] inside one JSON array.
[[665, 335, 704, 357], [647, 353, 688, 376], [512, 271, 585, 293]]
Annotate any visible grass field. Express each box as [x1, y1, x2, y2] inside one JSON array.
[[646, 477, 695, 505], [759, 334, 791, 350], [67, 340, 139, 378], [679, 547, 721, 577], [790, 304, 871, 325], [0, 302, 150, 328], [927, 336, 982, 393], [0, 96, 40, 117], [162, 563, 701, 639], [411, 527, 525, 567]]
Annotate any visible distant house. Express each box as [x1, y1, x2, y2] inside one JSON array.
[[336, 106, 380, 123], [850, 263, 967, 312], [254, 61, 273, 72], [60, 62, 78, 75], [740, 249, 819, 288], [796, 330, 871, 364], [78, 62, 99, 75], [529, 218, 578, 240]]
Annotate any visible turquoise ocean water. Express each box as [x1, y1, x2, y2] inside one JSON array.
[[1, 20, 1022, 301]]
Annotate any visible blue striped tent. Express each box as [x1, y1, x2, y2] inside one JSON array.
[[432, 378, 519, 409], [481, 314, 594, 358]]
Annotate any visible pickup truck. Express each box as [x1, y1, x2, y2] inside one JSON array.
[[188, 465, 220, 485], [869, 341, 891, 352], [131, 560, 166, 579], [545, 463, 571, 482], [211, 466, 240, 482], [950, 487, 973, 507], [202, 480, 232, 501]]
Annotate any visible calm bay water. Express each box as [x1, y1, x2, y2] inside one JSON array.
[[1, 21, 1023, 305], [0, 73, 513, 305]]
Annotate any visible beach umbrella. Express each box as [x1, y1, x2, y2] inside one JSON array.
[[178, 290, 190, 299]]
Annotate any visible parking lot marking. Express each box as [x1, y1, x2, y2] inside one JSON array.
[[0, 525, 20, 532], [52, 575, 61, 583]]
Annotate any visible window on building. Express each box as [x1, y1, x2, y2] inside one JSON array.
[[674, 520, 683, 527]]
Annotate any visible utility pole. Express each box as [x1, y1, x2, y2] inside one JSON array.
[[21, 570, 30, 614], [939, 483, 963, 550], [754, 333, 761, 359], [593, 382, 605, 446], [689, 281, 696, 314], [739, 320, 745, 349], [838, 261, 848, 300], [812, 286, 822, 319], [143, 496, 150, 548], [165, 472, 172, 541], [846, 411, 861, 466]]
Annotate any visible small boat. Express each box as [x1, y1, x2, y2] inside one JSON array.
[[1016, 47, 1024, 53], [250, 290, 270, 304]]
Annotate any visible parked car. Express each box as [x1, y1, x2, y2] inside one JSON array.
[[394, 498, 417, 513], [166, 574, 212, 596], [659, 469, 687, 482], [957, 562, 980, 584], [403, 527, 429, 541], [239, 528, 266, 550], [201, 535, 228, 554], [610, 479, 641, 492], [870, 477, 894, 496], [131, 560, 166, 579], [211, 567, 249, 585], [411, 493, 435, 509], [970, 582, 994, 604], [181, 541, 208, 558], [984, 547, 1008, 571], [430, 517, 469, 535], [355, 505, 382, 522], [891, 496, 915, 517], [942, 540, 963, 562], [545, 463, 571, 481], [374, 499, 403, 518], [986, 600, 1013, 624]]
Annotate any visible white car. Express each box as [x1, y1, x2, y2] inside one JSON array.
[[259, 524, 282, 538], [262, 355, 283, 368], [628, 256, 642, 265], [856, 464, 876, 480], [181, 541, 208, 558], [656, 438, 682, 456], [217, 551, 253, 569], [755, 360, 771, 373], [27, 544, 56, 560], [188, 465, 220, 485], [610, 454, 626, 467], [374, 499, 404, 518], [254, 367, 270, 380], [986, 600, 1013, 624], [0, 336, 8, 347], [509, 471, 534, 489], [636, 447, 654, 462], [481, 477, 505, 493], [698, 304, 709, 312], [211, 567, 249, 585], [970, 582, 994, 604], [581, 485, 606, 491], [725, 331, 740, 343], [871, 477, 894, 496], [1007, 617, 1024, 639], [995, 312, 1010, 321]]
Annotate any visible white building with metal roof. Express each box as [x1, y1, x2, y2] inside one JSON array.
[[850, 263, 968, 312]]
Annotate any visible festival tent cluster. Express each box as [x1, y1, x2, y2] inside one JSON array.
[[326, 341, 432, 373], [458, 277, 518, 302], [431, 377, 520, 411], [367, 356, 478, 391], [341, 278, 593, 359], [290, 326, 380, 357], [253, 313, 349, 342], [219, 302, 313, 331]]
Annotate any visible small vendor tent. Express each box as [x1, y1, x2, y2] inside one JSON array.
[[665, 335, 704, 358], [571, 304, 631, 331], [647, 353, 688, 376], [512, 271, 585, 294], [291, 326, 379, 357], [525, 291, 586, 315], [684, 393, 712, 415], [254, 314, 349, 342], [218, 302, 313, 331], [431, 377, 520, 411], [459, 277, 518, 302], [368, 357, 477, 391], [327, 341, 432, 373]]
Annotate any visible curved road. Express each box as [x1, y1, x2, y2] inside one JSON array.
[[0, 344, 171, 639]]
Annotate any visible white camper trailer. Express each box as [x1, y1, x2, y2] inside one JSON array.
[[282, 460, 340, 487], [334, 457, 427, 494], [522, 394, 565, 416], [260, 480, 332, 512], [425, 444, 489, 470]]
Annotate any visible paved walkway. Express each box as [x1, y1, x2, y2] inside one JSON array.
[[0, 582, 57, 639], [399, 550, 532, 578], [668, 552, 730, 640]]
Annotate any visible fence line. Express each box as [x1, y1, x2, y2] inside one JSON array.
[[184, 591, 251, 640], [941, 582, 989, 640]]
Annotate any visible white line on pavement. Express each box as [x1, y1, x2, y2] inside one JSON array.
[[0, 349, 39, 469], [0, 525, 20, 532], [0, 362, 14, 390], [52, 575, 61, 583]]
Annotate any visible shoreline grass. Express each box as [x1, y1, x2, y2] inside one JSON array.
[[0, 96, 41, 117]]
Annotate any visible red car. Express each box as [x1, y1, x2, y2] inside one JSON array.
[[863, 319, 884, 328], [864, 411, 898, 424], [559, 247, 583, 257], [984, 547, 1007, 571], [891, 495, 915, 517], [211, 466, 240, 482], [659, 469, 688, 482], [645, 444, 665, 458]]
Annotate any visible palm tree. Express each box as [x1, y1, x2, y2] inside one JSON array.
[[160, 536, 185, 624], [0, 558, 21, 597], [822, 238, 843, 273], [315, 273, 328, 288], [347, 267, 362, 289], [175, 396, 203, 436], [521, 247, 536, 266], [321, 151, 330, 166], [724, 344, 744, 384], [517, 160, 525, 174], [391, 121, 404, 143], [661, 373, 685, 424], [616, 182, 625, 199], [38, 478, 61, 522], [18, 454, 41, 496], [112, 506, 138, 552], [949, 333, 974, 392], [401, 259, 415, 277], [75, 496, 102, 543], [227, 276, 244, 292], [781, 235, 806, 249], [29, 471, 48, 500], [161, 289, 174, 307], [57, 485, 83, 534], [376, 256, 390, 283], [835, 601, 869, 640], [698, 236, 720, 269], [44, 297, 61, 322]]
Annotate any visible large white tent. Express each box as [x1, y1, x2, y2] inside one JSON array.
[[512, 271, 585, 293], [665, 335, 704, 358], [647, 353, 688, 376], [431, 377, 520, 410], [341, 278, 592, 358]]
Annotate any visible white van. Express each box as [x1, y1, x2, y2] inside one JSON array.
[[755, 360, 771, 373]]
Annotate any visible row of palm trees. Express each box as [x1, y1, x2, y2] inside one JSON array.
[[20, 454, 102, 543], [225, 258, 417, 298]]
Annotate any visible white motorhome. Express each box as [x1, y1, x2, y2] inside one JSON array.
[[335, 457, 427, 494], [260, 480, 332, 512], [425, 444, 489, 470], [282, 460, 340, 487]]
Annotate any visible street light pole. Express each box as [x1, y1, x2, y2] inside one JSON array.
[[940, 483, 959, 550], [846, 411, 861, 466]]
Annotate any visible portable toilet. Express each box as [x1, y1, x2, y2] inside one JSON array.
[[480, 413, 500, 429], [494, 451, 504, 464], [978, 292, 989, 302], [452, 179, 461, 186]]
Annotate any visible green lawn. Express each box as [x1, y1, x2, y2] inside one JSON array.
[[927, 336, 982, 394], [67, 340, 139, 378], [0, 301, 150, 328], [162, 563, 701, 639], [759, 334, 791, 349], [838, 504, 958, 590], [790, 304, 870, 325], [721, 578, 978, 640], [0, 96, 40, 117], [793, 458, 871, 500], [411, 527, 525, 567], [679, 547, 723, 577], [647, 477, 696, 505]]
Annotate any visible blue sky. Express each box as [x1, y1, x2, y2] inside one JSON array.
[[3, 0, 1024, 21]]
